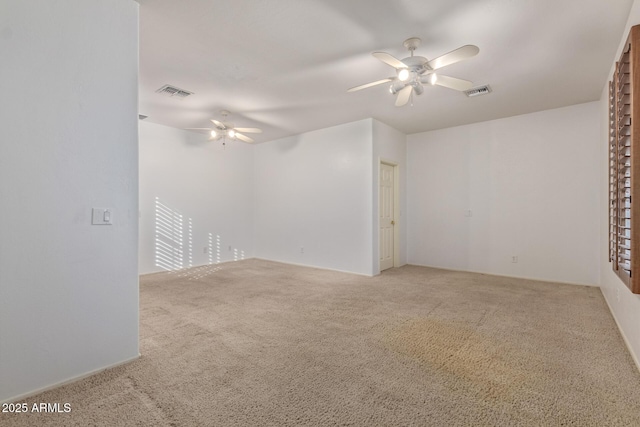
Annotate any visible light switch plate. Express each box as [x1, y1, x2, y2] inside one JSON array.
[[92, 208, 113, 225]]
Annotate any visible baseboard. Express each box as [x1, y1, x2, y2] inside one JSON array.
[[140, 258, 378, 278], [600, 290, 640, 373], [407, 262, 598, 287], [1, 353, 141, 405], [375, 262, 408, 276], [253, 257, 374, 277], [139, 259, 247, 278]]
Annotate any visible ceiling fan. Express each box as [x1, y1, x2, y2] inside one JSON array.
[[348, 38, 479, 106], [186, 110, 262, 144]]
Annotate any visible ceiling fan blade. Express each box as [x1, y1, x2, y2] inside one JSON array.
[[347, 78, 394, 93], [185, 127, 213, 130], [427, 45, 479, 70], [372, 52, 407, 69], [211, 119, 225, 128], [433, 75, 474, 91], [235, 132, 254, 143], [234, 127, 262, 134], [395, 85, 412, 107]]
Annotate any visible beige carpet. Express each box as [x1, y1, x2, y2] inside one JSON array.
[[2, 259, 640, 426]]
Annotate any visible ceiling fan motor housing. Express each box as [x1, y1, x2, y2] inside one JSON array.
[[401, 56, 430, 74]]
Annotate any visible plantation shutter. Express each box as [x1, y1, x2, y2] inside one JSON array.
[[609, 25, 640, 294]]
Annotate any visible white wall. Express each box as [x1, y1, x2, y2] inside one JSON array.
[[372, 119, 407, 273], [599, 0, 640, 369], [407, 102, 601, 285], [0, 0, 139, 402], [254, 120, 374, 275], [139, 122, 254, 274]]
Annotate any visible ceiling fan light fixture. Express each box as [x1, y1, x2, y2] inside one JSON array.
[[228, 129, 236, 138], [210, 130, 217, 138], [390, 80, 406, 95], [398, 69, 410, 82], [430, 73, 438, 85]]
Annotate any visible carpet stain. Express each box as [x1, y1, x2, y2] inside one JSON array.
[[383, 318, 543, 405]]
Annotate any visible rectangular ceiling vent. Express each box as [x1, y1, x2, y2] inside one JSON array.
[[464, 85, 492, 98], [155, 84, 194, 99]]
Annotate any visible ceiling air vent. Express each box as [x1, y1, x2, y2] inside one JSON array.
[[464, 85, 492, 97], [155, 84, 194, 99]]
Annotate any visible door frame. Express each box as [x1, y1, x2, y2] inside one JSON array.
[[379, 159, 400, 271]]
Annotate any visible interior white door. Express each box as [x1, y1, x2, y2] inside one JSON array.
[[380, 163, 395, 271]]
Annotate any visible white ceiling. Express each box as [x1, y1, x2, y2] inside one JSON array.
[[138, 0, 633, 143]]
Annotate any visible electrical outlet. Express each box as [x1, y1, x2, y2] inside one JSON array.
[[512, 256, 518, 263], [228, 245, 232, 251], [203, 247, 208, 254], [616, 287, 620, 302], [300, 247, 304, 254]]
